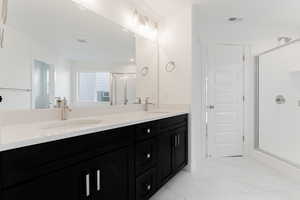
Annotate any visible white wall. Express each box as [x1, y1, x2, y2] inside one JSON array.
[[158, 6, 192, 105], [135, 35, 158, 103]]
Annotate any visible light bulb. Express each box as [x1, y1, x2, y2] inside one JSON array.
[[133, 9, 139, 25]]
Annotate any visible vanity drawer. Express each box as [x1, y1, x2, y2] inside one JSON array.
[[160, 114, 188, 131], [135, 122, 159, 141], [136, 168, 156, 200], [0, 126, 134, 189], [135, 139, 157, 175]]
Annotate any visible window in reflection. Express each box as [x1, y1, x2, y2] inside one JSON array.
[[77, 72, 111, 103]]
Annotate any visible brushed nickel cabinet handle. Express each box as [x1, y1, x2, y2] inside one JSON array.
[[85, 174, 90, 197], [97, 170, 101, 191]]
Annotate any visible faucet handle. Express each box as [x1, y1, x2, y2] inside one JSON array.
[[145, 97, 154, 104], [137, 97, 142, 104]]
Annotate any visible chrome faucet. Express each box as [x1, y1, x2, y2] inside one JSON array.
[[134, 97, 142, 104], [56, 97, 72, 120], [144, 97, 154, 111]]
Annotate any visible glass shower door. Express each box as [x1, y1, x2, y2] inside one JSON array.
[[111, 73, 136, 105], [258, 40, 300, 166], [32, 60, 53, 109]]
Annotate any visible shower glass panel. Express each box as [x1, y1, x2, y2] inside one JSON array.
[[112, 73, 137, 105], [32, 60, 53, 109], [258, 40, 300, 166]]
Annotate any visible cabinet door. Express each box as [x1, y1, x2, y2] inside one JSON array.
[[1, 166, 81, 200], [92, 148, 129, 200], [173, 127, 187, 172], [157, 130, 173, 186]]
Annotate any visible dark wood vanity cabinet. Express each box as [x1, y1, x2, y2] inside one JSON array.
[[0, 114, 188, 200], [157, 117, 188, 187]]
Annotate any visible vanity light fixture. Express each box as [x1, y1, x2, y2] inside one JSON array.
[[71, 0, 88, 10], [278, 36, 292, 45], [132, 9, 158, 40], [0, 0, 8, 48], [133, 9, 139, 25], [0, 0, 8, 25]]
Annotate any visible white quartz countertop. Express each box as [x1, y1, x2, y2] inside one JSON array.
[[0, 110, 188, 152]]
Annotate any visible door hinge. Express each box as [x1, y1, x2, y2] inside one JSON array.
[[242, 96, 245, 102], [205, 124, 208, 138], [242, 136, 246, 143], [242, 55, 246, 62]]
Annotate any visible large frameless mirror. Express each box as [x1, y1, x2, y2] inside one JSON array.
[[0, 0, 158, 110]]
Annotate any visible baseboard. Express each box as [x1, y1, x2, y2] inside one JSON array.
[[251, 149, 300, 182]]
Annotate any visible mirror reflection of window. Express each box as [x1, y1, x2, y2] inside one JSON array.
[[77, 72, 111, 104]]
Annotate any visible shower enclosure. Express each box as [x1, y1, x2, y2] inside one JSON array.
[[257, 39, 300, 167], [111, 73, 137, 105]]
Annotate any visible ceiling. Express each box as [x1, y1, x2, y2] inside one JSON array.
[[8, 0, 136, 65], [139, 0, 191, 18], [191, 0, 300, 52], [192, 0, 300, 28], [141, 0, 300, 29]]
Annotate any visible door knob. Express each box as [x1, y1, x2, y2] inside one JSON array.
[[146, 184, 151, 191], [275, 95, 285, 104], [207, 105, 215, 109], [146, 153, 151, 159]]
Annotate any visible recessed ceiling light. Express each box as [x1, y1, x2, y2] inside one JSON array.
[[77, 38, 88, 43], [228, 17, 243, 22]]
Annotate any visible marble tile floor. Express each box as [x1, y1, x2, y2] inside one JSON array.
[[150, 157, 300, 200]]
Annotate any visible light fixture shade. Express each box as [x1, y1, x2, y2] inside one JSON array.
[[132, 9, 158, 40], [0, 0, 8, 25]]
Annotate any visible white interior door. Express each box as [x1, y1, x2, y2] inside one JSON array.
[[207, 44, 245, 158]]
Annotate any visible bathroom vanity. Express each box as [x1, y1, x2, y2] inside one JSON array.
[[0, 113, 188, 200], [0, 1, 188, 199]]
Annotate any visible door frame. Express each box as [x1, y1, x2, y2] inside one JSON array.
[[203, 43, 247, 158]]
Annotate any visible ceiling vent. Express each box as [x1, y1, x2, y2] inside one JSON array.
[[228, 17, 243, 22]]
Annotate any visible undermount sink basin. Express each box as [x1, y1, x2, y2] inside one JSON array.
[[41, 119, 102, 130]]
